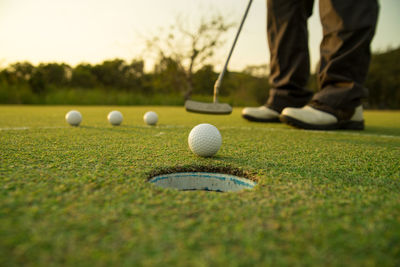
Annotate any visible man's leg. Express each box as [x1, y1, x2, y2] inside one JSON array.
[[242, 0, 314, 122], [266, 0, 314, 113], [312, 0, 379, 118], [280, 0, 379, 130]]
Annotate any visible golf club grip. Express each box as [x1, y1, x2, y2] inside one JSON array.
[[214, 0, 253, 103]]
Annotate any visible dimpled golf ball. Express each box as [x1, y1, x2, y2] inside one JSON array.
[[188, 123, 222, 157], [144, 111, 158, 125], [65, 110, 82, 126], [107, 110, 123, 126]]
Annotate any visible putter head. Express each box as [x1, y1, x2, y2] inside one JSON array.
[[185, 100, 232, 115]]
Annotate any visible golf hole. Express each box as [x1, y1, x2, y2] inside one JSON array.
[[149, 172, 256, 192]]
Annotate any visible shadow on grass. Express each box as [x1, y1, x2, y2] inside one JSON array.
[[365, 125, 400, 136], [79, 125, 156, 132]]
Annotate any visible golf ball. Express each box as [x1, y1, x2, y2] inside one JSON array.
[[65, 110, 82, 126], [107, 110, 123, 126], [144, 111, 158, 125], [188, 123, 222, 157]]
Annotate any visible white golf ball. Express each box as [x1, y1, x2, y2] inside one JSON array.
[[65, 110, 82, 126], [188, 123, 222, 157], [144, 111, 158, 125], [107, 110, 123, 126]]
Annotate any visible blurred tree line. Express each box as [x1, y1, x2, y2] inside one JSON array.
[[0, 49, 398, 108], [0, 58, 269, 106]]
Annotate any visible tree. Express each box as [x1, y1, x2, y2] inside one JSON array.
[[151, 57, 186, 94], [92, 59, 127, 89], [8, 62, 35, 82], [29, 63, 71, 94], [124, 59, 146, 92], [146, 12, 234, 100], [91, 59, 145, 91], [192, 64, 217, 95], [71, 64, 97, 88], [365, 47, 400, 109]]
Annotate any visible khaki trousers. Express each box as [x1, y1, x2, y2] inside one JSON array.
[[266, 0, 379, 113]]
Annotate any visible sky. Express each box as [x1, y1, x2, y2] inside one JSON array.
[[1, 0, 399, 72]]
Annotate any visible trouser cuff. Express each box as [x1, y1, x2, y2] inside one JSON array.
[[267, 88, 313, 113]]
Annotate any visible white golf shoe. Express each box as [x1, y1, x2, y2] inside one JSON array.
[[280, 105, 364, 130], [242, 106, 280, 122]]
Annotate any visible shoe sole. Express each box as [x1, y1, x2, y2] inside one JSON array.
[[279, 115, 364, 130], [242, 114, 280, 123]]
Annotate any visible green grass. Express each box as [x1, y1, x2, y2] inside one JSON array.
[[1, 105, 399, 266]]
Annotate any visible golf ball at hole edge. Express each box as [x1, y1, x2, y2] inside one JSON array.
[[108, 110, 123, 126], [65, 110, 82, 126], [188, 123, 222, 157], [144, 111, 158, 125]]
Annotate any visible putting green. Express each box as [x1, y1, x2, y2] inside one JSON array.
[[1, 106, 399, 266]]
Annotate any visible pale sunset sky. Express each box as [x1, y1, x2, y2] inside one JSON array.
[[1, 0, 399, 71]]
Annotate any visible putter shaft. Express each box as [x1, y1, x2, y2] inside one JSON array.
[[213, 0, 253, 103]]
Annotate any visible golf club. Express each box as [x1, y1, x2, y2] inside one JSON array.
[[185, 0, 253, 115]]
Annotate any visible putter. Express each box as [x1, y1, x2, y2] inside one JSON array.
[[185, 0, 253, 115]]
